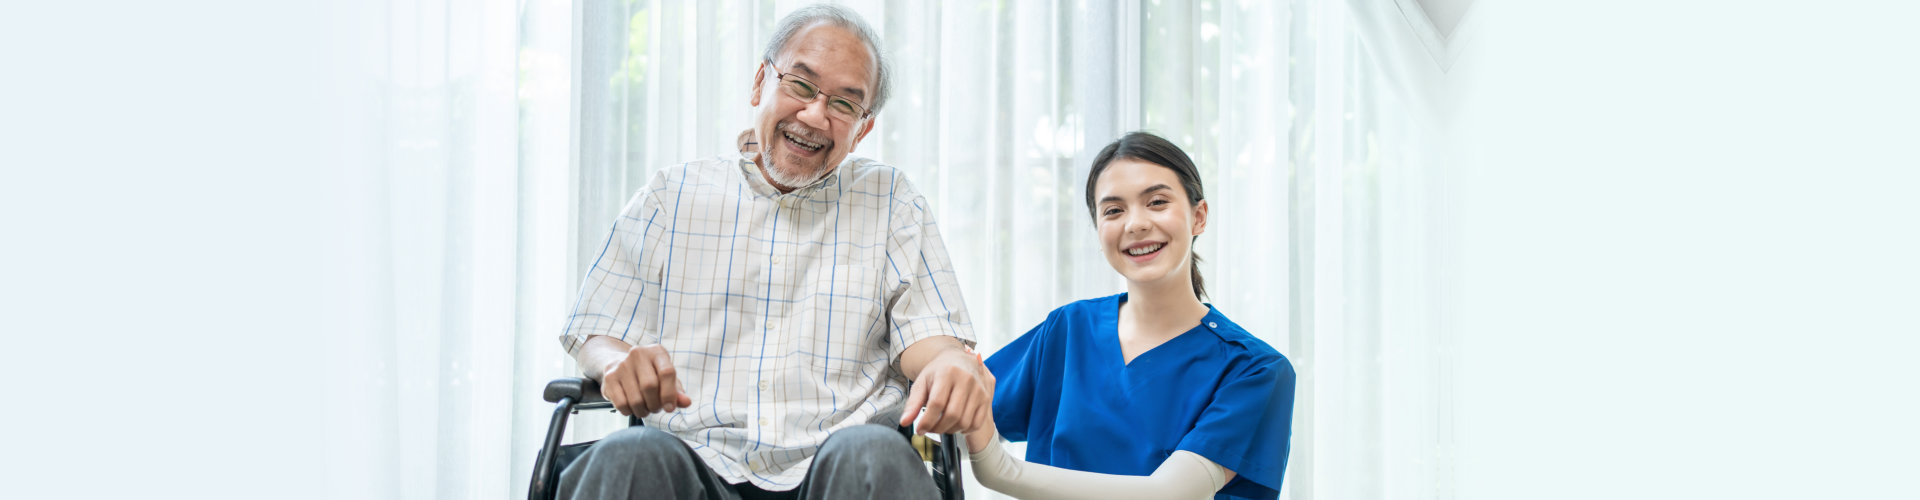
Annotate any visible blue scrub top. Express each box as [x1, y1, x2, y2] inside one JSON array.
[[986, 293, 1296, 500]]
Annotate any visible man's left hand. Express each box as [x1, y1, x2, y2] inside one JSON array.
[[900, 347, 994, 435]]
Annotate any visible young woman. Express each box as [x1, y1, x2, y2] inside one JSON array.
[[963, 132, 1296, 500]]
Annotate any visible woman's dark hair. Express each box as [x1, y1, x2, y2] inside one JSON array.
[[1084, 131, 1207, 301]]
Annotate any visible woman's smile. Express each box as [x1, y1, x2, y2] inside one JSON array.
[[1123, 240, 1167, 263]]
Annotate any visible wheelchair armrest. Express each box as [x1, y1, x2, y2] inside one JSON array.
[[542, 377, 609, 406]]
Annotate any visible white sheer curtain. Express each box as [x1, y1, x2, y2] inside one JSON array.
[[307, 0, 1452, 498], [528, 1, 1454, 499], [321, 0, 576, 498]]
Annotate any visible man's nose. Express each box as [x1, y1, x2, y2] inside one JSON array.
[[794, 97, 834, 130]]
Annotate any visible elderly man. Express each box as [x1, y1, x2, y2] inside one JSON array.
[[554, 4, 989, 500]]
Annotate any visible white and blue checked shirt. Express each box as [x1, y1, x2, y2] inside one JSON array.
[[560, 154, 975, 490]]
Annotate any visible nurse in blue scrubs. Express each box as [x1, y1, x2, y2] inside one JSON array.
[[962, 132, 1296, 500]]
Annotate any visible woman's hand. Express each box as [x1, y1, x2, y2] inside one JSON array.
[[965, 410, 998, 454], [965, 355, 998, 454]]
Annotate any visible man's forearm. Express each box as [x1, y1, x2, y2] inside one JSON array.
[[576, 335, 635, 381], [899, 335, 971, 380]]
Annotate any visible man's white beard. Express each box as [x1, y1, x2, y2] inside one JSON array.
[[762, 150, 833, 189]]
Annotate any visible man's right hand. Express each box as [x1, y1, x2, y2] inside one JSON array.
[[598, 342, 693, 417]]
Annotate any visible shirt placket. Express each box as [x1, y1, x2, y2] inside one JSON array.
[[758, 192, 808, 474]]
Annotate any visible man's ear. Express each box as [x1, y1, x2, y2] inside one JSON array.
[[1191, 199, 1209, 236], [750, 62, 767, 106], [851, 116, 877, 147]]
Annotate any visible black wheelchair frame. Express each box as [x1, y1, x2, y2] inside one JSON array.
[[529, 377, 964, 500]]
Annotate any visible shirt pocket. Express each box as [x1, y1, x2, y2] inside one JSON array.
[[804, 265, 885, 383], [805, 265, 885, 343]]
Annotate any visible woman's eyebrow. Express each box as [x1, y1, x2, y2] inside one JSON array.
[[1097, 184, 1172, 204]]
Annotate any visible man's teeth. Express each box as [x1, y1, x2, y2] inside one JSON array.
[[1127, 243, 1163, 256], [784, 131, 824, 151]]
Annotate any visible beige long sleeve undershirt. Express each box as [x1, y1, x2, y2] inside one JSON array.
[[964, 434, 1231, 500]]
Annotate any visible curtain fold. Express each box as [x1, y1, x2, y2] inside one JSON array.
[[327, 0, 560, 498]]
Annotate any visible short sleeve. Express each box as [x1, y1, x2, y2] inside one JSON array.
[[1176, 355, 1297, 499], [558, 170, 671, 359], [883, 174, 976, 360], [984, 309, 1060, 442]]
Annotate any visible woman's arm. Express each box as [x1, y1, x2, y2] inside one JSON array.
[[967, 432, 1234, 500]]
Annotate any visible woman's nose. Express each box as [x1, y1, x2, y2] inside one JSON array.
[[1124, 211, 1150, 234]]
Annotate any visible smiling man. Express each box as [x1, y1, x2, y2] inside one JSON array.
[[554, 5, 990, 500]]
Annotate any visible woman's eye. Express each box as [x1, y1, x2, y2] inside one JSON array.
[[1149, 199, 1169, 207], [1103, 207, 1122, 216]]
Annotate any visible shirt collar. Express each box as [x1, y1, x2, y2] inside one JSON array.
[[1113, 292, 1227, 333], [736, 153, 845, 205]]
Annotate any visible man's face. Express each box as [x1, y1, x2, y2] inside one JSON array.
[[749, 23, 877, 192]]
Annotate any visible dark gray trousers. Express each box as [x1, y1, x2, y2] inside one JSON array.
[[556, 424, 939, 500]]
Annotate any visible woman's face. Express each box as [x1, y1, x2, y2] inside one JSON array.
[[1092, 158, 1208, 291]]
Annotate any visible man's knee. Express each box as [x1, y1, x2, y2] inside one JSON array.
[[807, 424, 937, 499], [817, 424, 919, 468], [571, 426, 697, 478], [560, 427, 710, 500], [593, 426, 687, 457]]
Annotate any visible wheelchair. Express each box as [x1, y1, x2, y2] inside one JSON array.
[[529, 377, 965, 500]]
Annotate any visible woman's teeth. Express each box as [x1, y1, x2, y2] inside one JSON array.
[[1127, 243, 1163, 256], [784, 132, 824, 151]]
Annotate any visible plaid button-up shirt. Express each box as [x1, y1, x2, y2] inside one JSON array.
[[560, 154, 975, 489]]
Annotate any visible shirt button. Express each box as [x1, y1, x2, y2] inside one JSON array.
[[759, 417, 770, 426], [771, 256, 781, 265], [1209, 322, 1219, 328], [758, 380, 769, 391], [765, 320, 777, 330]]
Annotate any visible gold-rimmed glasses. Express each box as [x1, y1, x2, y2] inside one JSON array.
[[765, 59, 871, 122]]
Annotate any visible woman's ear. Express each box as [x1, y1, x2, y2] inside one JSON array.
[[1191, 199, 1209, 236]]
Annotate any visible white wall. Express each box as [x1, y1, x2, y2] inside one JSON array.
[[1442, 1, 1920, 498]]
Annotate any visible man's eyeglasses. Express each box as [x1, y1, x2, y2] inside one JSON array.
[[765, 59, 871, 122]]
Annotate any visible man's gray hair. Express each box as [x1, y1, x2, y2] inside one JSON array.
[[762, 4, 891, 115]]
